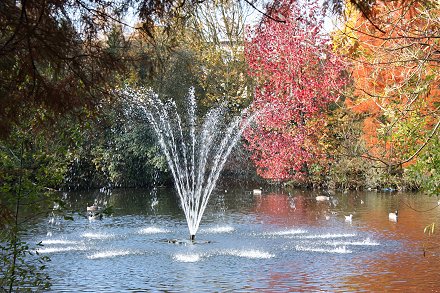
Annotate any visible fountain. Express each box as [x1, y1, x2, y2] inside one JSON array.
[[121, 86, 253, 240]]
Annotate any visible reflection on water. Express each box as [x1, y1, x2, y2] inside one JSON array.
[[25, 188, 440, 292]]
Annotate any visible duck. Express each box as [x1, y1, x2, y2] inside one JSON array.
[[345, 214, 353, 222], [316, 195, 330, 202], [253, 189, 262, 196], [87, 211, 103, 221], [87, 203, 101, 212], [389, 210, 398, 222]]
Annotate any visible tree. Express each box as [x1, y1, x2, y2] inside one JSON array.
[[123, 0, 258, 114], [0, 119, 72, 291], [333, 0, 439, 181], [63, 98, 170, 190], [244, 0, 347, 181], [0, 0, 209, 137], [1, 0, 257, 289], [0, 0, 134, 139], [188, 0, 255, 110]]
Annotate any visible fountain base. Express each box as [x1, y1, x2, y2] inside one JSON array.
[[164, 239, 212, 245]]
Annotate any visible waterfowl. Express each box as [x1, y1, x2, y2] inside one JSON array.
[[389, 210, 398, 222], [253, 189, 262, 196], [316, 195, 330, 201], [345, 214, 353, 222], [87, 204, 100, 212], [382, 187, 396, 192], [88, 212, 102, 220]]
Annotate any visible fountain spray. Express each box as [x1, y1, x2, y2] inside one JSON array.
[[122, 86, 254, 240]]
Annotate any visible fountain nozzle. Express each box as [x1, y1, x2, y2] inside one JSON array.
[[190, 234, 195, 241]]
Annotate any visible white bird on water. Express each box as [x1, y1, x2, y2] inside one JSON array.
[[389, 210, 398, 222], [87, 203, 100, 212], [316, 195, 330, 202], [345, 214, 353, 222]]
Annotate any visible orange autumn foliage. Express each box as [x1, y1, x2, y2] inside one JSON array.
[[336, 0, 440, 166]]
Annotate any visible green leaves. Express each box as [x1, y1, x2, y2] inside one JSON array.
[[63, 102, 170, 189], [0, 121, 83, 291], [406, 136, 440, 195]]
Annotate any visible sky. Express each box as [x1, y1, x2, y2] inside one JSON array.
[[118, 0, 339, 37]]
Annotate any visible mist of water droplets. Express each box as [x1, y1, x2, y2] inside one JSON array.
[[120, 86, 254, 237]]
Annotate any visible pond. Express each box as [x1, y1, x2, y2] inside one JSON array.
[[26, 186, 440, 292]]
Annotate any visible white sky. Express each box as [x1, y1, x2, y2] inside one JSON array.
[[120, 0, 338, 36]]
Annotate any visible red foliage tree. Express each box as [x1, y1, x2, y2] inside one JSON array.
[[244, 0, 347, 181]]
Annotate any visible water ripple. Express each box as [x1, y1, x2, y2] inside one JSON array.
[[265, 228, 308, 236], [296, 233, 357, 239], [36, 246, 88, 254], [173, 253, 202, 262], [88, 250, 132, 259], [82, 232, 115, 240], [223, 249, 275, 259], [41, 239, 78, 245], [138, 226, 171, 234], [323, 238, 379, 246], [295, 245, 352, 254], [201, 225, 235, 234]]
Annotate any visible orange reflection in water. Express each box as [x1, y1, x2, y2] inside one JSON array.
[[253, 191, 340, 227], [252, 191, 440, 291], [346, 194, 440, 292]]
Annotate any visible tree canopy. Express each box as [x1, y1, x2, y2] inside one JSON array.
[[244, 0, 347, 181], [333, 0, 439, 171]]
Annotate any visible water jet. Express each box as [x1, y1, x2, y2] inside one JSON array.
[[122, 86, 254, 240]]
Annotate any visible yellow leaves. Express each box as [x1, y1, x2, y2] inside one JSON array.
[[424, 222, 436, 236], [331, 1, 361, 55]]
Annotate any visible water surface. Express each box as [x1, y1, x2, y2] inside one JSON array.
[[27, 188, 440, 292]]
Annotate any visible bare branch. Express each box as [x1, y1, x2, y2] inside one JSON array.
[[242, 0, 286, 23]]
